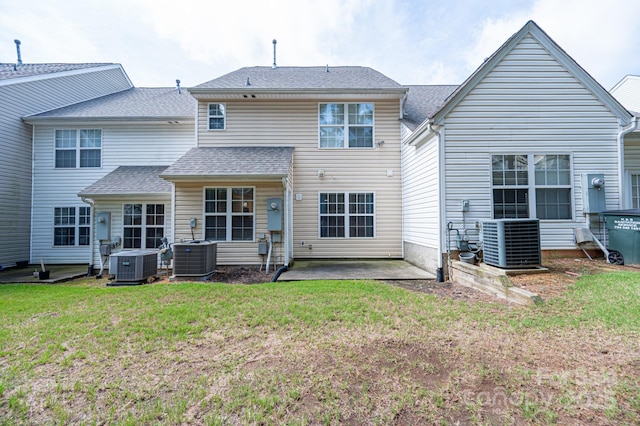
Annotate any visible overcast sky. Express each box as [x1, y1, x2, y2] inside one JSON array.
[[0, 0, 638, 90]]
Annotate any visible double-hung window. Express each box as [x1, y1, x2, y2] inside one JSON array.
[[55, 129, 102, 168], [204, 188, 254, 241], [54, 206, 91, 246], [123, 204, 165, 249], [491, 154, 572, 220], [208, 103, 226, 130], [319, 192, 375, 238], [319, 103, 374, 148], [631, 174, 640, 208]]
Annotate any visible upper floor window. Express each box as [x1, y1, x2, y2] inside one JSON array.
[[54, 206, 91, 246], [319, 103, 374, 148], [55, 129, 102, 168], [55, 129, 102, 169], [491, 154, 572, 220], [208, 103, 226, 130]]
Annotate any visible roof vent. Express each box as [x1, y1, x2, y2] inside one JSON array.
[[272, 39, 277, 69], [14, 39, 22, 66], [245, 77, 251, 86], [326, 64, 329, 73], [176, 79, 181, 94]]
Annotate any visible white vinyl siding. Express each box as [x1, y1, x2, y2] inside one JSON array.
[[31, 122, 193, 264], [441, 35, 621, 250], [0, 65, 131, 266], [194, 98, 402, 261]]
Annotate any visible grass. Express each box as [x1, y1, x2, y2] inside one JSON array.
[[0, 272, 639, 425]]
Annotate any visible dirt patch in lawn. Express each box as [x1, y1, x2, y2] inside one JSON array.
[[162, 257, 639, 304]]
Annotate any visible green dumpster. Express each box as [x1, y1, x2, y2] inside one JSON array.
[[601, 209, 640, 265]]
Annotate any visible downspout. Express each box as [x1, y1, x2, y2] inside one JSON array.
[[618, 116, 639, 209], [81, 197, 95, 274], [29, 125, 36, 264], [429, 121, 446, 282]]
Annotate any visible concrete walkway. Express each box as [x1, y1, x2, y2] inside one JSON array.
[[277, 259, 435, 281]]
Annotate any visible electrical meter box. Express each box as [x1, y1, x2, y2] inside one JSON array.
[[582, 173, 606, 213], [267, 198, 283, 231], [96, 212, 111, 241]]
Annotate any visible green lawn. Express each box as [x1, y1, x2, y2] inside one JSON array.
[[0, 273, 638, 425]]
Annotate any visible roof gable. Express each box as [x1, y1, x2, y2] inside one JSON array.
[[431, 20, 631, 125]]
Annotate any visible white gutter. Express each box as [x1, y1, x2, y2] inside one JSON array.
[[618, 116, 639, 208]]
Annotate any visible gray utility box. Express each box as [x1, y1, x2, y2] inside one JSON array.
[[582, 173, 606, 213], [601, 209, 640, 265]]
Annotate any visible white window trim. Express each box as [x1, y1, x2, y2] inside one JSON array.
[[203, 187, 256, 242], [207, 103, 226, 131], [122, 203, 166, 250], [490, 153, 574, 221], [53, 206, 91, 247], [318, 191, 376, 238], [54, 128, 103, 169], [317, 103, 375, 149]]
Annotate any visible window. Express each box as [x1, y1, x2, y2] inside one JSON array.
[[491, 154, 572, 220], [208, 103, 226, 130], [55, 129, 102, 168], [631, 174, 640, 208], [319, 103, 374, 148], [319, 192, 374, 238], [123, 204, 165, 249], [54, 207, 91, 246], [204, 188, 254, 241]]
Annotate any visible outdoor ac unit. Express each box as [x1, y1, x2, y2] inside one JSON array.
[[173, 241, 217, 278], [110, 250, 158, 282], [481, 219, 541, 268]]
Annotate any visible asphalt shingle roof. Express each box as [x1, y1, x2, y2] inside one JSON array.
[[27, 87, 195, 119], [402, 85, 459, 130], [194, 66, 404, 90], [161, 147, 294, 179], [79, 166, 172, 196], [0, 63, 114, 81]]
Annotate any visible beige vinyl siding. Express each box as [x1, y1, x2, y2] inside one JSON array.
[[443, 35, 621, 250], [194, 98, 403, 259], [174, 181, 286, 265], [0, 66, 131, 266], [31, 122, 193, 264]]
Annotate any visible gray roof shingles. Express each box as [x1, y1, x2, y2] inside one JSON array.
[[0, 63, 114, 81], [402, 85, 459, 130], [79, 166, 172, 196], [194, 66, 404, 90], [28, 87, 195, 119], [161, 147, 294, 178]]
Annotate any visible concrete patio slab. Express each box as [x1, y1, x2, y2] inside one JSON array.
[[0, 264, 89, 284], [276, 260, 435, 281]]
